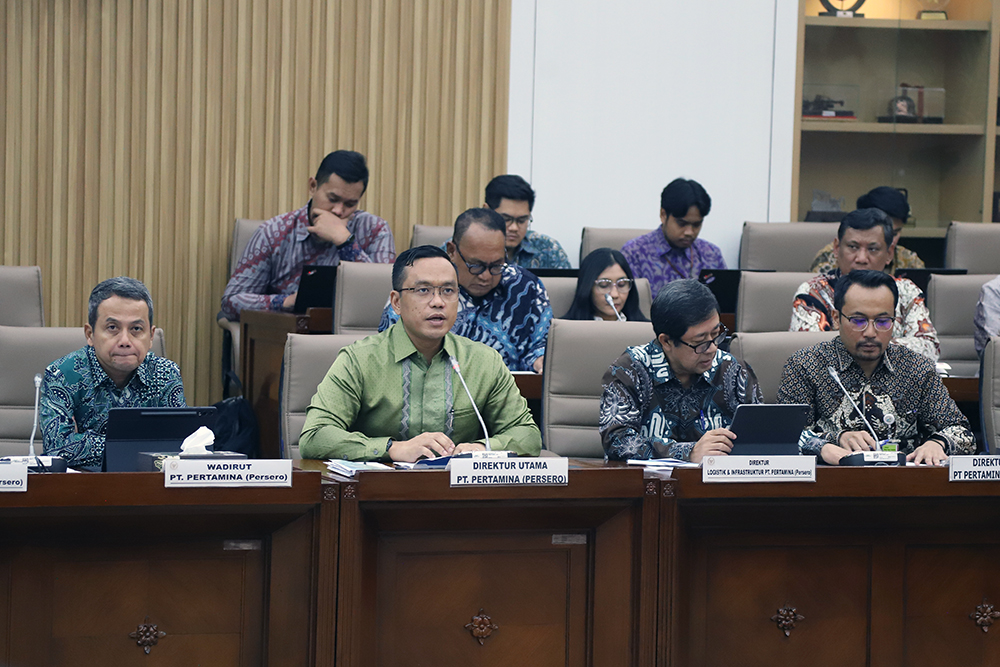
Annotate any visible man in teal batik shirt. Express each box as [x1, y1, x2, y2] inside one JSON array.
[[299, 245, 541, 462]]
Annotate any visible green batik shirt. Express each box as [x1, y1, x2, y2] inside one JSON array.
[[299, 323, 542, 461]]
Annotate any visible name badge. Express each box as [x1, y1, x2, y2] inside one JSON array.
[[0, 462, 28, 492], [450, 457, 568, 487], [164, 459, 292, 488], [949, 456, 1000, 482], [702, 456, 816, 483]]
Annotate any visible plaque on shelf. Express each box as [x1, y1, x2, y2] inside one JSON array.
[[802, 84, 858, 121], [877, 85, 944, 124], [917, 0, 949, 20], [818, 0, 865, 17]]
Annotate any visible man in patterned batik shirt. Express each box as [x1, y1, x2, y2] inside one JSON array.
[[220, 150, 395, 321], [600, 280, 762, 462], [381, 208, 552, 373], [779, 270, 973, 466], [41, 277, 186, 467], [791, 207, 940, 362]]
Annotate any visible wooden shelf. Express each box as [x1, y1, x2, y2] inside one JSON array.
[[805, 17, 990, 31], [801, 121, 985, 135]]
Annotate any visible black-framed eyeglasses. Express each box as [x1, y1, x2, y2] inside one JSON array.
[[454, 245, 507, 276], [844, 316, 896, 332], [397, 285, 460, 302], [593, 278, 633, 292], [676, 325, 728, 355], [500, 214, 532, 227]]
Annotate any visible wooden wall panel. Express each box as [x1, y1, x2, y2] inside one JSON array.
[[1, 0, 511, 406]]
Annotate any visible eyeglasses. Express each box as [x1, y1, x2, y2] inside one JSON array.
[[500, 214, 531, 227], [676, 325, 728, 355], [844, 316, 896, 332], [454, 245, 507, 276], [397, 285, 460, 302], [594, 278, 633, 292]]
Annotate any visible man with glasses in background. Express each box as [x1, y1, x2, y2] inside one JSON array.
[[600, 280, 762, 462], [778, 270, 973, 465], [483, 174, 570, 269], [790, 207, 940, 362], [381, 208, 553, 373], [301, 245, 541, 462]]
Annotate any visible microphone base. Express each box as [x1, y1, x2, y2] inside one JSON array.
[[839, 451, 906, 467]]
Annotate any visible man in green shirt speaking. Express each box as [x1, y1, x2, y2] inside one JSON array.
[[299, 245, 542, 462]]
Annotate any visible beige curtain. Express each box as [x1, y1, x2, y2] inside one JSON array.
[[1, 0, 511, 405]]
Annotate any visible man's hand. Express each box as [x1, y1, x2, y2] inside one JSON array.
[[533, 356, 544, 374], [907, 440, 947, 466], [282, 292, 298, 310], [388, 432, 455, 463], [307, 207, 353, 246], [820, 443, 852, 465], [838, 430, 877, 452], [454, 442, 487, 455], [689, 428, 736, 463]]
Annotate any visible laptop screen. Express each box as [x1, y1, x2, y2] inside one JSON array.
[[104, 406, 217, 472]]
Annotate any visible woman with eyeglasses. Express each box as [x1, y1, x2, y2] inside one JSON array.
[[562, 248, 649, 321]]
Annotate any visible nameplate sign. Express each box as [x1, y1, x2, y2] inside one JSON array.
[[0, 462, 28, 492], [949, 456, 1000, 482], [702, 456, 816, 483], [164, 459, 292, 488], [450, 457, 569, 487]]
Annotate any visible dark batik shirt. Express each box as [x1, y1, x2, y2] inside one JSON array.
[[41, 345, 186, 467], [600, 340, 762, 461], [776, 337, 974, 457]]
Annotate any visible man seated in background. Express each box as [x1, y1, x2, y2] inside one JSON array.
[[220, 150, 395, 321], [622, 178, 726, 298], [382, 208, 552, 373], [484, 174, 571, 269], [600, 280, 762, 463], [299, 246, 541, 462], [778, 270, 973, 465], [975, 275, 1000, 358], [41, 277, 186, 467], [810, 186, 924, 275], [790, 207, 940, 362]]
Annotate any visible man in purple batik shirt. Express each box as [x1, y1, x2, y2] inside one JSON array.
[[621, 178, 726, 299], [220, 150, 396, 321]]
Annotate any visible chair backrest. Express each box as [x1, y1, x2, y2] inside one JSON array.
[[0, 326, 166, 456], [544, 276, 653, 320], [945, 222, 1000, 274], [729, 330, 837, 402], [927, 273, 998, 378], [0, 266, 45, 327], [738, 222, 839, 271], [410, 224, 452, 249], [984, 336, 1000, 454], [334, 262, 394, 335], [230, 219, 265, 275], [580, 227, 650, 262], [737, 271, 818, 333], [542, 319, 655, 458], [280, 333, 366, 459]]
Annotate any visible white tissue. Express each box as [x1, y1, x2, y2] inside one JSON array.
[[180, 426, 215, 455]]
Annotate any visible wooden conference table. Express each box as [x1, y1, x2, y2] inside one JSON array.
[[5, 462, 1000, 666]]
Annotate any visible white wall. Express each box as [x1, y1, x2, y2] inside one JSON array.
[[508, 0, 800, 267]]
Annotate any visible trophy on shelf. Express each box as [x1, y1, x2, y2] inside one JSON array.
[[917, 0, 949, 20], [878, 84, 945, 124], [818, 0, 865, 18]]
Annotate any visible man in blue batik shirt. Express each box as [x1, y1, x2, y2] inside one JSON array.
[[600, 279, 762, 462], [41, 277, 186, 467], [380, 207, 552, 373]]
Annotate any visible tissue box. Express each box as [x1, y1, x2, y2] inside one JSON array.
[[138, 450, 248, 472]]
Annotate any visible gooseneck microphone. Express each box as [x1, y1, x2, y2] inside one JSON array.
[[449, 356, 491, 450], [604, 294, 626, 322], [827, 366, 879, 442], [29, 373, 42, 459]]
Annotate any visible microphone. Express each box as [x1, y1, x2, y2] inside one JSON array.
[[448, 356, 491, 451], [604, 294, 626, 322], [29, 373, 42, 459], [827, 366, 879, 443]]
